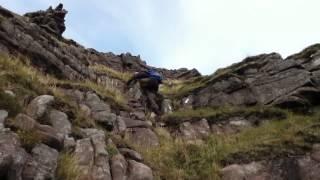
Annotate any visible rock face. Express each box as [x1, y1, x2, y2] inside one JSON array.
[[74, 129, 112, 180], [24, 3, 67, 36], [188, 47, 320, 110], [0, 131, 29, 180], [0, 5, 198, 81], [23, 144, 59, 179], [26, 95, 55, 120], [221, 144, 320, 180]]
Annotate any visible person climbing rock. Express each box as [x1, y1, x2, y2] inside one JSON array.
[[127, 68, 163, 115]]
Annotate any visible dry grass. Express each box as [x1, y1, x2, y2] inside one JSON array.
[[162, 106, 288, 125], [89, 64, 132, 82], [56, 153, 81, 180], [16, 130, 42, 152], [137, 109, 320, 180], [160, 77, 207, 98]]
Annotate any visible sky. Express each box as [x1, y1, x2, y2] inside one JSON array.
[[1, 0, 320, 75]]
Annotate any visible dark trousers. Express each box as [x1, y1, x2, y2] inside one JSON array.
[[139, 78, 162, 115]]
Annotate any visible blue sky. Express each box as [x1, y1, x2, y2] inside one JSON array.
[[2, 0, 320, 75]]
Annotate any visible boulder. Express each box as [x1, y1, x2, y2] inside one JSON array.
[[114, 116, 127, 134], [179, 119, 210, 140], [0, 131, 30, 180], [85, 92, 111, 112], [63, 136, 76, 152], [13, 114, 64, 150], [47, 109, 71, 136], [161, 99, 173, 114], [23, 144, 59, 179], [0, 110, 8, 129], [126, 128, 159, 147], [4, 90, 15, 97], [74, 129, 112, 180], [130, 111, 146, 120], [119, 148, 143, 162], [127, 160, 153, 180], [221, 162, 265, 180], [74, 138, 94, 178], [91, 111, 117, 127], [110, 154, 128, 180], [26, 95, 55, 120], [122, 117, 152, 128]]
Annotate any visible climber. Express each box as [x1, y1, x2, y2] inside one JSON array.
[[126, 68, 163, 115]]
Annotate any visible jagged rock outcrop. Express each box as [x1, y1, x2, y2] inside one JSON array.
[[24, 3, 67, 36], [183, 45, 320, 111]]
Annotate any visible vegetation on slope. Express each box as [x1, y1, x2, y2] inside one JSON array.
[[0, 55, 126, 114], [137, 108, 320, 180], [89, 64, 132, 82], [56, 153, 80, 180], [162, 106, 288, 125]]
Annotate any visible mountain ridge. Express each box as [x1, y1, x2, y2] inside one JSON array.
[[0, 4, 320, 180]]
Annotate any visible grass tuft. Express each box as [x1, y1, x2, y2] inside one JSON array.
[[162, 106, 288, 125], [89, 65, 132, 82], [56, 152, 80, 180], [17, 130, 42, 152]]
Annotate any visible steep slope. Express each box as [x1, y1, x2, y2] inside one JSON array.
[[0, 4, 320, 180]]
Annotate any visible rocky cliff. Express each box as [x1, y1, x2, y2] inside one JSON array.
[[0, 4, 320, 180]]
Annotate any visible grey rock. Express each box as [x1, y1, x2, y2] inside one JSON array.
[[161, 99, 173, 114], [0, 110, 8, 124], [74, 129, 112, 180], [221, 162, 265, 180], [47, 109, 71, 136], [92, 111, 117, 125], [13, 114, 63, 150], [122, 117, 152, 128], [62, 89, 84, 103], [119, 148, 143, 162], [182, 95, 194, 109], [126, 128, 159, 147], [114, 116, 127, 134], [26, 95, 54, 119], [0, 131, 30, 180], [85, 92, 111, 112], [127, 160, 153, 180], [74, 138, 94, 178], [63, 136, 76, 151], [23, 144, 59, 180], [179, 119, 210, 140], [111, 154, 128, 180], [130, 111, 146, 120], [298, 156, 320, 180], [24, 4, 67, 36], [79, 104, 91, 117], [229, 117, 251, 128], [4, 90, 15, 97]]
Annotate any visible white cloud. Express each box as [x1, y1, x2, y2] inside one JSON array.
[[2, 0, 320, 74]]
